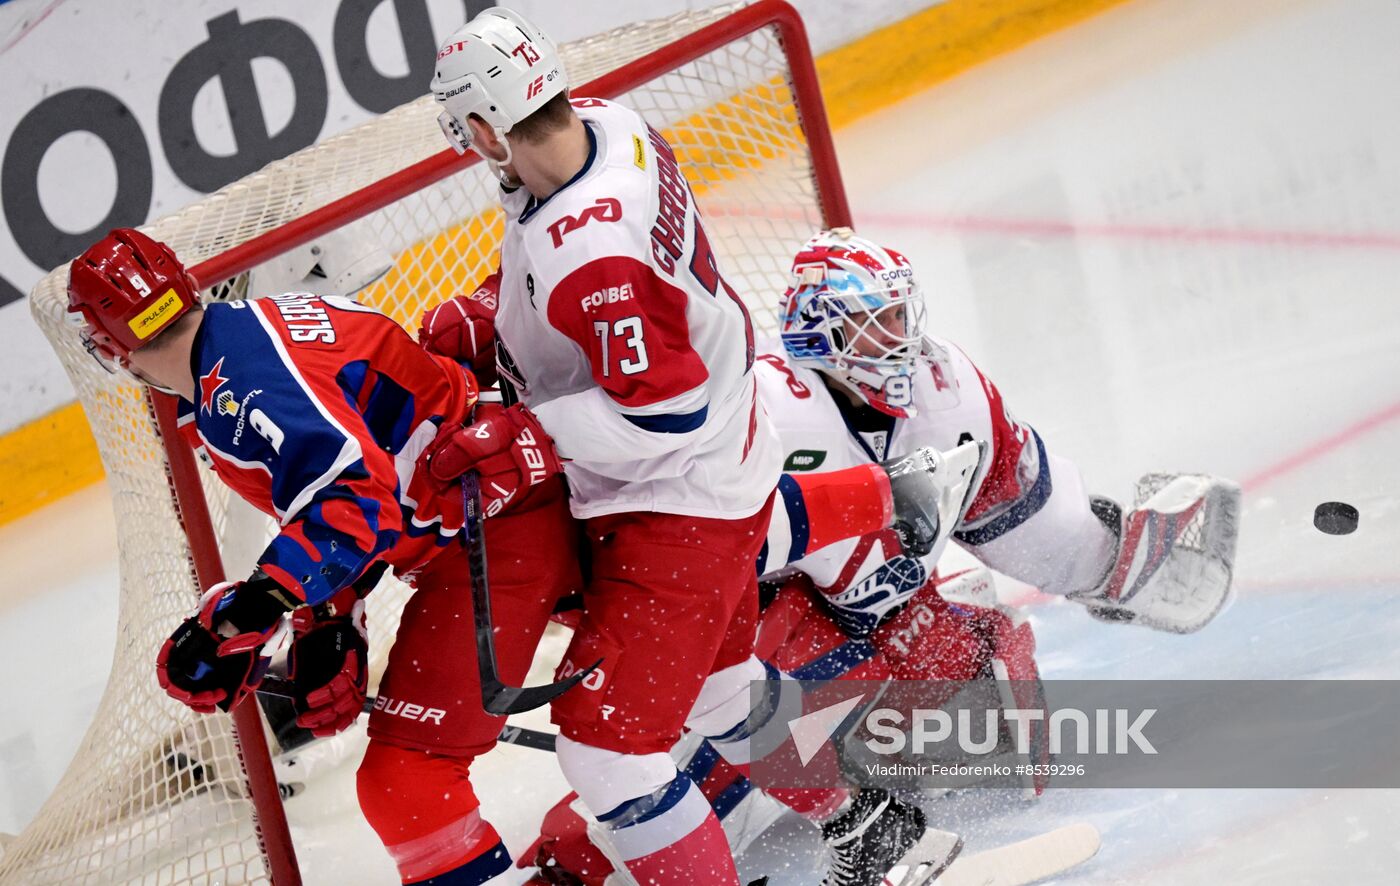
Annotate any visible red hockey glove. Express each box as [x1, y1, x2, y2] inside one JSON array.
[[285, 588, 369, 738], [421, 402, 563, 516], [156, 572, 298, 714], [418, 272, 501, 386]]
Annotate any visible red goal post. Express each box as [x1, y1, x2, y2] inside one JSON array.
[[16, 2, 851, 884]]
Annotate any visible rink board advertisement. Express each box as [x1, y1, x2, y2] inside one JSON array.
[[0, 0, 943, 431], [750, 680, 1400, 790]]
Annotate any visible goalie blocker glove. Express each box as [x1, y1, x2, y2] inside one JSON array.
[[881, 440, 988, 560], [421, 402, 564, 516], [156, 571, 299, 714]]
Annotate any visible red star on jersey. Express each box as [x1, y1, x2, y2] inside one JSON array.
[[199, 357, 229, 414]]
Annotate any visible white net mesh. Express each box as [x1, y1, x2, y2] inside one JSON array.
[[12, 3, 842, 883]]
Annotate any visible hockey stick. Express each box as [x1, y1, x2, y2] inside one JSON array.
[[460, 469, 601, 715], [907, 823, 1101, 886], [496, 722, 559, 752], [256, 467, 593, 726]]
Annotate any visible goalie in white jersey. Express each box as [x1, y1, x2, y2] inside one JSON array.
[[765, 227, 1241, 636], [521, 229, 1243, 886]]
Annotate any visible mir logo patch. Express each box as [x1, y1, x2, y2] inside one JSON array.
[[783, 449, 827, 471]]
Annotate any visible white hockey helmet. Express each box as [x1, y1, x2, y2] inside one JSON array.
[[431, 7, 567, 159], [779, 228, 928, 418]]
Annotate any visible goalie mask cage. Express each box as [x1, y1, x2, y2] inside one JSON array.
[[13, 1, 850, 883]]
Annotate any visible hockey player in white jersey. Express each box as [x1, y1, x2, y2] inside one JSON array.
[[426, 10, 950, 885]]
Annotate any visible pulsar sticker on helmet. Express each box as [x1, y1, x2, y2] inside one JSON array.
[[128, 289, 184, 339]]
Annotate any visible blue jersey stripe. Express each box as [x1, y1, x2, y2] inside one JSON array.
[[954, 431, 1053, 546], [621, 404, 709, 433], [791, 639, 877, 682], [777, 473, 811, 564]]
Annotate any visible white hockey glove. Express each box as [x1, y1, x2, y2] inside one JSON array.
[[1070, 473, 1241, 633]]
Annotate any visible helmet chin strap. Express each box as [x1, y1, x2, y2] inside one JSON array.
[[483, 127, 521, 188], [818, 369, 869, 407]]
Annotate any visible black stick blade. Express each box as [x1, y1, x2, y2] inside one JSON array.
[[481, 658, 602, 715]]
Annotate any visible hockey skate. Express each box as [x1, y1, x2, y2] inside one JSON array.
[[820, 788, 961, 886], [882, 441, 989, 560], [1070, 473, 1241, 633]]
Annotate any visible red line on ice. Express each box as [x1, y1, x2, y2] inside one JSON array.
[[1238, 399, 1400, 493], [1001, 399, 1400, 610]]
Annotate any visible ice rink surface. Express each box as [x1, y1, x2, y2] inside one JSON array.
[[4, 0, 1400, 881]]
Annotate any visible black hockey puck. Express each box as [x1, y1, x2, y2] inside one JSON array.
[[1313, 501, 1359, 535]]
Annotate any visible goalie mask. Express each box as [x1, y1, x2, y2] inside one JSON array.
[[779, 229, 928, 417], [67, 228, 198, 372]]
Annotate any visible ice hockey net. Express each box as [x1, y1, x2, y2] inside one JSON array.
[[13, 2, 850, 883]]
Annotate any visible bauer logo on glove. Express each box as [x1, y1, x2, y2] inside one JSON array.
[[420, 402, 564, 516], [155, 573, 297, 714], [418, 272, 502, 386]]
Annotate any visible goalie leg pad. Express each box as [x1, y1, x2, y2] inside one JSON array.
[[874, 570, 1014, 684], [869, 572, 1051, 795], [356, 739, 510, 884]]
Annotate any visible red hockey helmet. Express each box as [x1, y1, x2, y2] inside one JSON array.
[[67, 228, 198, 368]]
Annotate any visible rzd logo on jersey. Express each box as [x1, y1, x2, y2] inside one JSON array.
[[560, 658, 606, 691], [548, 198, 622, 248]]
